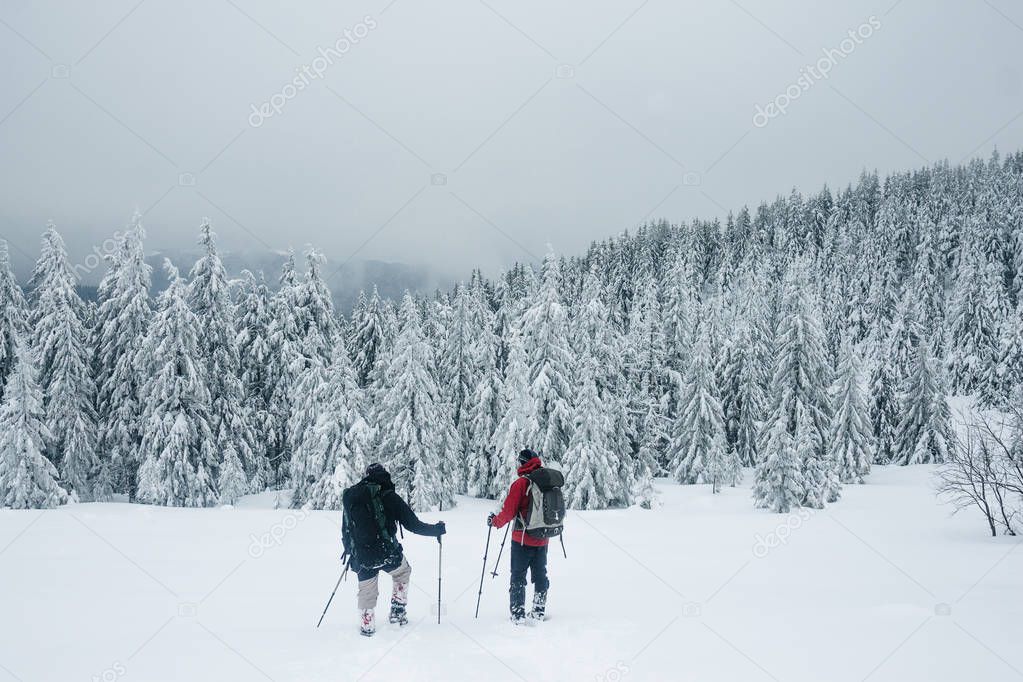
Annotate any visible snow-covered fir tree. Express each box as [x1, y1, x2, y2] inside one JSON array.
[[944, 243, 1003, 395], [894, 339, 954, 465], [520, 250, 574, 461], [798, 403, 840, 508], [669, 324, 729, 486], [752, 416, 803, 513], [304, 339, 373, 509], [236, 270, 274, 487], [869, 340, 900, 465], [441, 282, 491, 487], [265, 251, 304, 485], [94, 220, 151, 500], [721, 318, 765, 467], [287, 325, 330, 506], [464, 336, 503, 499], [764, 259, 833, 461], [829, 336, 874, 483], [188, 221, 258, 493], [349, 286, 388, 388], [374, 293, 457, 511], [0, 241, 28, 404], [562, 352, 618, 509], [29, 224, 97, 500], [136, 262, 217, 507], [490, 327, 538, 496], [0, 338, 69, 509]]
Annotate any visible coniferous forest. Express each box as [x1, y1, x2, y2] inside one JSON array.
[[2, 150, 1023, 515]]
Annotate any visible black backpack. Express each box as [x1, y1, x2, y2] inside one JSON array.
[[518, 467, 567, 538], [342, 481, 400, 570]]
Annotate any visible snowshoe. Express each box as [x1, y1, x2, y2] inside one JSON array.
[[360, 609, 376, 637], [388, 600, 408, 626], [528, 591, 547, 621]]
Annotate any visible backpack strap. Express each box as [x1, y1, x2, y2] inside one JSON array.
[[368, 483, 395, 545], [514, 475, 532, 533]]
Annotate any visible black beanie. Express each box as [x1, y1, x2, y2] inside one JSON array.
[[365, 462, 387, 477], [517, 449, 536, 466]]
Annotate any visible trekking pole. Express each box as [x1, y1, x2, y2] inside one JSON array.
[[316, 563, 349, 628], [474, 525, 494, 618], [437, 536, 443, 625], [559, 534, 567, 559], [490, 524, 510, 578]]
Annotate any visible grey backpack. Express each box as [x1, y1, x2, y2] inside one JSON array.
[[518, 467, 566, 538]]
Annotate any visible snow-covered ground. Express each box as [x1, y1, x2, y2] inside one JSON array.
[[1, 466, 1020, 682]]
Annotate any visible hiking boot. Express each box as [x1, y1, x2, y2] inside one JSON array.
[[389, 600, 408, 626], [528, 591, 547, 621], [390, 580, 409, 625], [360, 609, 376, 637], [510, 605, 526, 626]]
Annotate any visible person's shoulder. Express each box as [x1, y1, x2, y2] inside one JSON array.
[[381, 488, 407, 507]]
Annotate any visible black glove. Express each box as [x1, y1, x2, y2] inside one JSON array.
[[435, 521, 446, 536], [487, 513, 496, 527]]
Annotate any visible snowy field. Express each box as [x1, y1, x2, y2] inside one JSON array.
[[1, 466, 1020, 682]]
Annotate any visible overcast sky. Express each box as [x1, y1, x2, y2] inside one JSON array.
[[1, 0, 1022, 283]]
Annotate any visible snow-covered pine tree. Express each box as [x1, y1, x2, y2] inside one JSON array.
[[217, 442, 248, 505], [894, 339, 954, 465], [0, 338, 69, 509], [265, 251, 304, 486], [661, 244, 697, 374], [992, 300, 1023, 405], [945, 243, 1003, 395], [576, 265, 632, 505], [752, 415, 803, 513], [829, 336, 874, 483], [798, 403, 840, 508], [464, 335, 503, 499], [764, 258, 832, 460], [720, 317, 765, 467], [632, 397, 661, 508], [305, 338, 373, 509], [95, 221, 151, 499], [669, 323, 730, 487], [136, 262, 217, 507], [294, 247, 338, 364], [562, 351, 617, 509], [374, 293, 457, 511], [29, 224, 98, 499], [0, 241, 29, 404], [350, 286, 388, 388], [520, 250, 574, 461], [442, 283, 490, 487], [869, 338, 900, 465], [287, 325, 329, 507], [236, 270, 274, 487], [490, 327, 538, 496], [188, 221, 257, 498], [36, 280, 98, 499]]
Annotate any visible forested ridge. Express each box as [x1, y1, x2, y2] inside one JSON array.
[[2, 149, 1022, 513]]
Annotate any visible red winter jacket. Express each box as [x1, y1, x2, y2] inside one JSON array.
[[492, 456, 549, 547]]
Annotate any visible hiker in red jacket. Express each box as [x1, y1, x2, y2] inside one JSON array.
[[489, 449, 550, 624]]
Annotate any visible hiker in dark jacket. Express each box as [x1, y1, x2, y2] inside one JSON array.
[[342, 463, 445, 636], [489, 449, 550, 624]]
